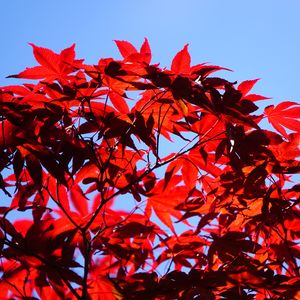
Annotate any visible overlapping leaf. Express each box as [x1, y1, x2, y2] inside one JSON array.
[[264, 101, 300, 137]]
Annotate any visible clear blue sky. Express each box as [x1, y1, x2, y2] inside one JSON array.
[[1, 0, 300, 107]]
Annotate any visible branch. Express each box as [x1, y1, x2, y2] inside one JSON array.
[[80, 231, 91, 300]]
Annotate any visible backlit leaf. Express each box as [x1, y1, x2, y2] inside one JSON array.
[[171, 44, 191, 74], [238, 78, 260, 95], [114, 40, 138, 59], [264, 101, 300, 137]]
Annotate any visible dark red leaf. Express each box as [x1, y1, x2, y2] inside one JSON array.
[[26, 155, 43, 188]]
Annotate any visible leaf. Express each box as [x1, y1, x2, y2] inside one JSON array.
[[171, 76, 192, 100], [26, 155, 43, 188], [9, 43, 78, 81], [244, 164, 268, 195], [115, 221, 152, 238], [8, 66, 54, 79], [109, 91, 129, 114], [189, 149, 221, 178], [215, 139, 228, 162], [0, 219, 22, 240], [181, 158, 198, 189], [29, 43, 60, 73], [142, 171, 156, 192], [0, 262, 29, 298], [75, 163, 99, 184], [114, 40, 138, 59], [175, 99, 189, 116], [264, 101, 300, 137], [13, 149, 24, 184], [146, 176, 188, 233], [140, 38, 152, 64], [60, 43, 76, 65], [238, 79, 260, 95], [45, 266, 66, 298], [47, 177, 71, 214], [69, 184, 89, 217], [243, 94, 270, 102], [40, 156, 68, 186], [0, 120, 18, 147], [195, 213, 218, 234], [171, 44, 191, 74], [247, 129, 283, 145], [191, 64, 232, 78], [163, 159, 181, 190]]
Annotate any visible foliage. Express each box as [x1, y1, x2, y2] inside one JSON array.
[[0, 39, 299, 299]]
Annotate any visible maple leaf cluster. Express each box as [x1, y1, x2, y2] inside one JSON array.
[[0, 39, 299, 299]]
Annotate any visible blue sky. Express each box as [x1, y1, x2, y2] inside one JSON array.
[[1, 0, 300, 107]]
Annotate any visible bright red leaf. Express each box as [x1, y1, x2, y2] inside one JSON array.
[[264, 101, 300, 137], [171, 44, 191, 74], [238, 78, 260, 95], [114, 40, 138, 59]]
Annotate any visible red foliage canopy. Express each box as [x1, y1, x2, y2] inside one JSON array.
[[0, 39, 299, 299]]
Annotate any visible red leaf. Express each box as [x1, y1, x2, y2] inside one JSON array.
[[181, 158, 198, 189], [114, 40, 138, 59], [47, 177, 70, 213], [238, 79, 260, 95], [140, 38, 152, 64], [264, 101, 300, 137], [70, 184, 89, 217], [60, 43, 76, 65], [191, 64, 232, 78], [0, 120, 17, 147], [171, 44, 191, 74], [75, 163, 99, 184], [109, 92, 129, 114], [243, 94, 270, 102], [146, 176, 189, 233], [163, 160, 180, 190], [7, 66, 54, 79], [9, 44, 78, 81], [1, 85, 32, 96], [29, 43, 60, 73]]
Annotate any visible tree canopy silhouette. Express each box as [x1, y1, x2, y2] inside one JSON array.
[[0, 39, 299, 299]]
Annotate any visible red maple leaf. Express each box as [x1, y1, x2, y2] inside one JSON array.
[[264, 101, 300, 137]]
